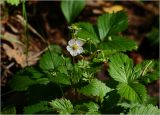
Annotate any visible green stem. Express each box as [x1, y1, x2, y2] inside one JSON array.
[[22, 0, 29, 66]]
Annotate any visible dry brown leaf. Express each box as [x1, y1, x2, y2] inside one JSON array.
[[2, 32, 23, 44], [103, 5, 124, 13], [93, 9, 103, 14], [2, 43, 45, 68]]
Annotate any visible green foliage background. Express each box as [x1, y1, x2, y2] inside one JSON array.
[[1, 0, 159, 114]]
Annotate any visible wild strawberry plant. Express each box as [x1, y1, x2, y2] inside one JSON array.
[[2, 0, 159, 114]]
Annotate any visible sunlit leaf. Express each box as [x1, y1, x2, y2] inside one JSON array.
[[80, 79, 112, 102], [108, 53, 134, 83], [117, 82, 147, 103], [49, 98, 74, 115], [127, 104, 160, 115], [75, 102, 100, 114]]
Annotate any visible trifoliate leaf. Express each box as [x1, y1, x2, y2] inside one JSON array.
[[9, 76, 35, 91], [49, 98, 74, 115], [61, 0, 85, 23], [23, 101, 50, 114], [97, 11, 128, 41], [80, 79, 112, 102], [74, 102, 100, 114], [109, 53, 156, 85], [127, 104, 160, 115], [99, 36, 137, 52], [108, 53, 149, 103], [75, 22, 100, 44], [117, 82, 147, 103]]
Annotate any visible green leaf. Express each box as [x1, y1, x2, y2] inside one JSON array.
[[75, 22, 100, 44], [49, 98, 74, 115], [109, 53, 153, 83], [80, 79, 112, 102], [117, 101, 141, 109], [64, 57, 73, 70], [74, 102, 100, 114], [36, 78, 50, 85], [24, 101, 50, 114], [127, 104, 160, 115], [108, 53, 134, 83], [61, 0, 85, 23], [70, 64, 84, 84], [9, 76, 35, 91], [50, 73, 71, 85], [22, 67, 44, 79], [99, 36, 137, 51], [117, 82, 147, 103], [108, 53, 149, 103], [48, 45, 62, 54], [109, 53, 156, 84], [97, 11, 128, 40], [1, 105, 16, 114], [6, 0, 20, 6], [40, 51, 64, 71], [58, 66, 68, 75]]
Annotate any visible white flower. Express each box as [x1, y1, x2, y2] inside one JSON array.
[[66, 39, 84, 56]]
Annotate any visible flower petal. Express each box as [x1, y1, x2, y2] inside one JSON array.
[[66, 46, 73, 52], [70, 50, 78, 56], [76, 39, 84, 46], [77, 47, 84, 54], [68, 39, 76, 46]]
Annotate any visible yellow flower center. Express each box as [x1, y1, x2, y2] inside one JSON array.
[[72, 44, 79, 50]]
